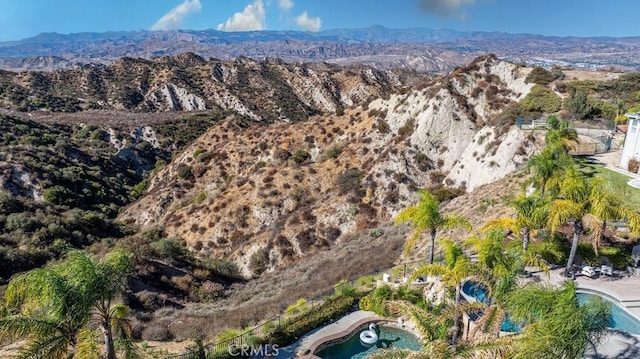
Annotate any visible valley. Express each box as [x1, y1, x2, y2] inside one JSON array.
[[1, 46, 640, 358]]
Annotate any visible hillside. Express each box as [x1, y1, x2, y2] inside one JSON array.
[[0, 54, 424, 120], [0, 54, 549, 347], [120, 55, 536, 279]]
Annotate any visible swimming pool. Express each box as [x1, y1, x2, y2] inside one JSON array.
[[577, 293, 640, 335], [315, 325, 421, 359], [461, 281, 521, 332]]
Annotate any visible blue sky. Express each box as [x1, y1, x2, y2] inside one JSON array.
[[0, 0, 638, 42]]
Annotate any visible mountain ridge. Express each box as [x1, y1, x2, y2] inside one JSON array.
[[2, 26, 639, 72]]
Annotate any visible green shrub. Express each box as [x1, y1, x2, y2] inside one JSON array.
[[376, 120, 391, 134], [359, 285, 394, 316], [130, 179, 148, 198], [266, 295, 355, 347], [520, 85, 562, 113], [0, 191, 22, 214], [285, 298, 310, 317], [525, 66, 563, 85], [576, 243, 631, 269], [291, 150, 310, 164], [202, 258, 241, 279], [193, 149, 205, 158], [336, 168, 364, 194], [195, 192, 207, 203], [150, 238, 193, 263], [250, 248, 269, 276], [5, 212, 41, 232], [177, 164, 194, 180], [324, 146, 343, 159], [43, 185, 74, 206]]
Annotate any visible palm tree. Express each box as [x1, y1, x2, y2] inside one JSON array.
[[505, 281, 610, 359], [465, 229, 549, 304], [547, 168, 624, 276], [527, 116, 577, 198], [411, 239, 483, 346], [482, 193, 547, 252], [370, 300, 516, 359], [395, 190, 471, 264], [0, 249, 137, 359], [545, 115, 579, 150]]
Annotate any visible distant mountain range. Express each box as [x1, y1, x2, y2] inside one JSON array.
[[1, 26, 639, 72]]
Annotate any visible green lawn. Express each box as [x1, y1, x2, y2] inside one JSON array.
[[578, 160, 640, 211]]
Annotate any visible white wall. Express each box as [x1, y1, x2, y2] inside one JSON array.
[[620, 114, 640, 172]]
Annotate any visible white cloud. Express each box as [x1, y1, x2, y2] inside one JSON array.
[[278, 0, 294, 10], [151, 0, 202, 31], [295, 12, 321, 32], [419, 0, 476, 18], [217, 0, 266, 32]]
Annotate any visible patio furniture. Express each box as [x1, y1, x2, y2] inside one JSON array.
[[600, 256, 614, 277], [632, 245, 640, 267], [581, 266, 597, 278]]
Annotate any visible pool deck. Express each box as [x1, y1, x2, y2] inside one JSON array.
[[276, 310, 382, 359], [543, 268, 640, 358], [546, 268, 640, 319]]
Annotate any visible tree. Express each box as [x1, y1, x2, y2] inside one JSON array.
[[0, 249, 137, 359], [411, 239, 484, 346], [520, 85, 562, 113], [395, 190, 471, 264], [545, 115, 578, 150], [482, 193, 547, 252], [565, 89, 593, 120], [527, 116, 577, 198], [506, 281, 610, 359], [547, 169, 623, 275], [371, 301, 516, 359], [466, 229, 550, 302]]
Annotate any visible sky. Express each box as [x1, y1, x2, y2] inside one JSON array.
[[0, 0, 638, 42]]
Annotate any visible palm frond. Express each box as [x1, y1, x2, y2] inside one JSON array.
[[520, 251, 550, 276], [582, 213, 604, 253], [0, 316, 60, 341], [385, 301, 446, 340], [470, 305, 505, 339], [480, 218, 518, 234], [75, 328, 101, 359], [547, 199, 582, 232], [442, 214, 472, 232], [456, 335, 518, 359], [403, 229, 422, 256], [367, 348, 420, 359], [5, 269, 68, 318], [16, 333, 71, 359], [438, 302, 487, 324]]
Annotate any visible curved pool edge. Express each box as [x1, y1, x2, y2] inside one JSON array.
[[297, 316, 383, 359], [576, 286, 640, 322], [303, 316, 422, 359]]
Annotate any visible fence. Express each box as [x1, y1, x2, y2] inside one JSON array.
[[163, 258, 429, 359], [516, 118, 615, 154]]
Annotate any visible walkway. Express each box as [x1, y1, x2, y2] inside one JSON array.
[[271, 311, 382, 359]]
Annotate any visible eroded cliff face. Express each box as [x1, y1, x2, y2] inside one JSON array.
[[369, 56, 534, 191], [119, 55, 536, 276]]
